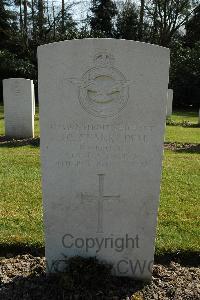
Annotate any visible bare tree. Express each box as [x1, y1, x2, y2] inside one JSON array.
[[146, 0, 198, 46], [14, 0, 23, 33], [61, 0, 65, 34], [38, 0, 44, 39], [23, 0, 27, 34], [138, 0, 145, 40]]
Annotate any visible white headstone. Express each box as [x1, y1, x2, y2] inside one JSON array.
[[3, 78, 34, 138], [166, 89, 173, 116], [38, 39, 170, 280]]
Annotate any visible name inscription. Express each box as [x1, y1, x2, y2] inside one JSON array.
[[48, 121, 157, 169]]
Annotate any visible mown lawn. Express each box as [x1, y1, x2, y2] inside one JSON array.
[[171, 110, 198, 123], [0, 106, 199, 254], [0, 145, 42, 247], [157, 150, 200, 253], [165, 126, 200, 144]]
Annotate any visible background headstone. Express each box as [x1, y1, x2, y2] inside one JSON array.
[[3, 78, 34, 138], [38, 39, 170, 280], [166, 89, 173, 117], [32, 82, 36, 115]]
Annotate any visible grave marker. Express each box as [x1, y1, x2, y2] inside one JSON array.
[[38, 39, 170, 279], [166, 89, 173, 116], [3, 78, 34, 138]]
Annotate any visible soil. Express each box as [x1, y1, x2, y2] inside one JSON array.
[[0, 254, 200, 299]]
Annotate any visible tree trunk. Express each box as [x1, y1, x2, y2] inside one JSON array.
[[151, 0, 158, 43], [52, 1, 56, 39], [138, 0, 145, 41], [19, 0, 23, 33], [31, 0, 35, 38], [61, 0, 65, 34], [23, 0, 27, 34], [38, 0, 44, 40]]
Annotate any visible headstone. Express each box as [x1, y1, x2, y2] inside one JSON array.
[[32, 82, 36, 115], [3, 78, 34, 138], [38, 39, 170, 280], [166, 89, 173, 116]]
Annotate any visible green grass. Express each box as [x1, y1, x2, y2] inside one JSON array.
[[165, 126, 200, 144], [157, 150, 200, 253], [170, 110, 199, 123], [0, 145, 43, 247], [164, 110, 200, 144], [0, 106, 200, 254]]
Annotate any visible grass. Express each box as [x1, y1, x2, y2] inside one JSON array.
[[170, 110, 199, 123], [165, 109, 200, 144], [0, 106, 200, 254], [0, 145, 43, 247], [165, 126, 200, 144], [157, 150, 200, 253]]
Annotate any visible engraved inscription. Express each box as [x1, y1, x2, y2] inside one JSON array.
[[81, 174, 120, 233], [50, 121, 156, 169]]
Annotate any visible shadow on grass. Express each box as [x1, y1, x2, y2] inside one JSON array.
[[175, 144, 200, 153], [155, 251, 200, 267], [0, 243, 199, 267], [164, 142, 200, 153], [0, 136, 40, 147], [0, 243, 45, 257], [173, 110, 199, 118], [166, 120, 200, 127]]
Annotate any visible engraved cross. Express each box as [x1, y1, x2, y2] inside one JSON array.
[[81, 174, 120, 233]]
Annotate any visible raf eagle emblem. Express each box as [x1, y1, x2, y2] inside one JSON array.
[[67, 51, 129, 118]]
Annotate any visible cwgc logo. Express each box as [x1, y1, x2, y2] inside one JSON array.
[[68, 51, 129, 118]]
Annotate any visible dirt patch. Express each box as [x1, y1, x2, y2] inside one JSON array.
[[0, 255, 199, 299], [0, 136, 39, 147], [164, 142, 200, 153], [1, 136, 199, 153]]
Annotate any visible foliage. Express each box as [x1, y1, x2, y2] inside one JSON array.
[[89, 0, 118, 37], [0, 0, 200, 107], [115, 0, 138, 40], [145, 0, 195, 46], [0, 49, 36, 79], [56, 11, 78, 40], [0, 0, 16, 48], [0, 49, 36, 102], [170, 40, 200, 107], [185, 4, 200, 46]]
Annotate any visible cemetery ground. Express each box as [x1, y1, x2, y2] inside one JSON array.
[[0, 105, 200, 299]]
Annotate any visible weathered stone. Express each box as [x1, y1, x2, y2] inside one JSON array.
[[38, 39, 170, 280], [3, 78, 34, 138]]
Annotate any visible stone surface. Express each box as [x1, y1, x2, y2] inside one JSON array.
[[32, 82, 36, 115], [38, 39, 170, 280], [3, 78, 34, 138], [166, 89, 173, 116]]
